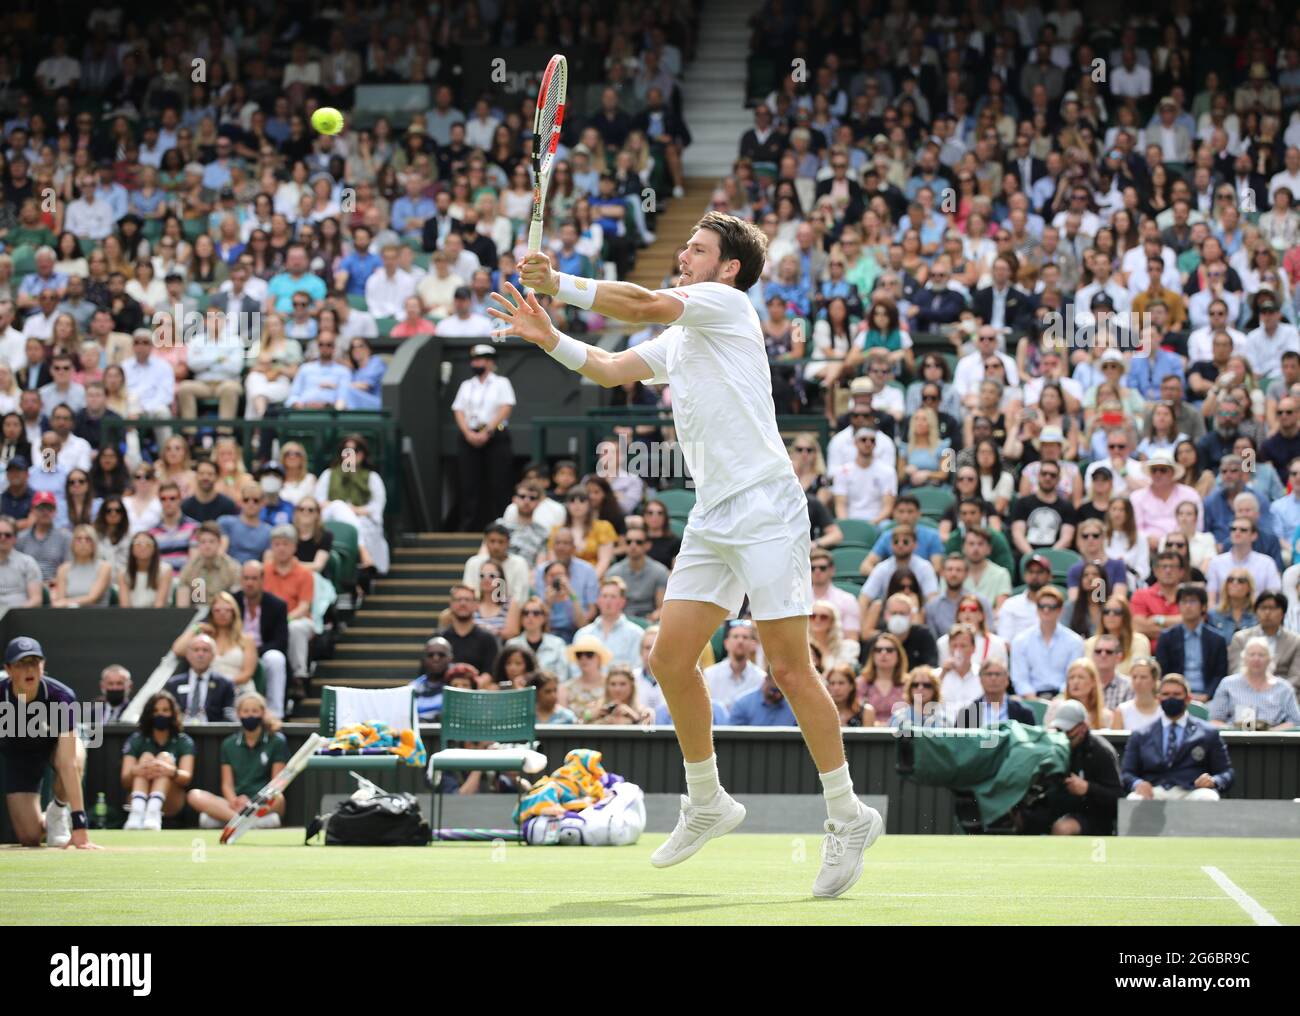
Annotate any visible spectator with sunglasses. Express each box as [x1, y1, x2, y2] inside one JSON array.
[[493, 483, 550, 569], [410, 637, 452, 722], [1066, 519, 1129, 597], [606, 526, 669, 622], [905, 354, 963, 421], [825, 379, 898, 474], [1205, 515, 1281, 602], [1010, 582, 1083, 698]]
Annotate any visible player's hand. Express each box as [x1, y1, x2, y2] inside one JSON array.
[[517, 253, 559, 295], [489, 282, 554, 347], [67, 829, 103, 850]]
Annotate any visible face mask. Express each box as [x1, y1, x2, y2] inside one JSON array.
[[260, 476, 282, 495], [152, 714, 171, 731], [1160, 697, 1186, 718], [886, 615, 910, 636], [105, 689, 125, 706], [472, 364, 487, 376], [241, 714, 263, 731]]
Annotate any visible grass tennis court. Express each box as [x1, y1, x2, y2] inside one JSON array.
[[2, 832, 1297, 925]]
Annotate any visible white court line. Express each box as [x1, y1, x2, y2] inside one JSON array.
[[1201, 866, 1281, 926], [0, 887, 1231, 901]]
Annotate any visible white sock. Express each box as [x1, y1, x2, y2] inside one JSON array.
[[146, 792, 164, 816], [819, 763, 862, 824], [684, 755, 722, 806], [129, 793, 147, 816]]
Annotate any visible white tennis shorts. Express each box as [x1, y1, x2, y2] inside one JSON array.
[[663, 474, 813, 621]]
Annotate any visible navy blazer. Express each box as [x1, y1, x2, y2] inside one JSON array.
[[1154, 624, 1228, 699], [164, 670, 236, 723], [1120, 716, 1234, 794]]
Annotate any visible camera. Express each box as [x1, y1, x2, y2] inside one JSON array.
[[552, 579, 563, 592]]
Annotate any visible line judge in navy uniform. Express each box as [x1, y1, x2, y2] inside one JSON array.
[[1122, 672, 1234, 800], [451, 342, 516, 532], [0, 637, 100, 848]]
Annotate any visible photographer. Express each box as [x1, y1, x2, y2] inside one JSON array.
[[1016, 700, 1121, 835], [539, 558, 593, 643]]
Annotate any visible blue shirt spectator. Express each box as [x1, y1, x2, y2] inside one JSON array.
[[390, 194, 436, 239], [339, 250, 382, 295], [18, 270, 69, 302], [267, 269, 327, 314], [287, 360, 353, 408], [344, 354, 386, 411], [870, 522, 944, 563], [1010, 616, 1085, 697], [655, 700, 729, 725], [1126, 348, 1186, 400], [534, 557, 599, 641], [728, 684, 798, 726], [218, 514, 273, 564]]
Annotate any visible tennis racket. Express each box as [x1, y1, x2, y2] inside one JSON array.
[[220, 733, 324, 844], [527, 53, 568, 254]]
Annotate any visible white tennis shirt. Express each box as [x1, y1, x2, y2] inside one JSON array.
[[633, 282, 795, 512]]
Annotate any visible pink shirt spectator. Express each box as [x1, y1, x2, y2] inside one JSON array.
[[815, 583, 862, 636], [1130, 483, 1203, 540], [390, 319, 437, 339]]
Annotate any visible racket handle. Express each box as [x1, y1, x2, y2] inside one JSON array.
[[527, 219, 543, 254]]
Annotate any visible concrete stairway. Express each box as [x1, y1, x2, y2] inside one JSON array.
[[679, 0, 761, 179], [297, 532, 480, 720]]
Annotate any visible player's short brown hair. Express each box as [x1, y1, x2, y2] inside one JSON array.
[[693, 211, 768, 291]]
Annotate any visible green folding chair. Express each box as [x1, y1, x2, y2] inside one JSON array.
[[428, 687, 540, 840], [308, 685, 419, 774]]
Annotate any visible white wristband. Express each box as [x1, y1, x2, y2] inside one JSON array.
[[547, 331, 589, 371], [556, 272, 597, 310]]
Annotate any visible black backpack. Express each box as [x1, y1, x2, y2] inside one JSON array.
[[306, 792, 432, 846]]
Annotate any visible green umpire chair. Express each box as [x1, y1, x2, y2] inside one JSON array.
[[427, 687, 542, 839]]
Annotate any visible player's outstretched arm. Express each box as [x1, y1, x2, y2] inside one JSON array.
[[489, 283, 655, 388], [518, 253, 683, 326]]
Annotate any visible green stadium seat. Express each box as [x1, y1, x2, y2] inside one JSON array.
[[835, 519, 879, 547], [656, 488, 696, 519], [324, 520, 360, 591], [347, 294, 368, 310], [1187, 702, 1210, 720], [912, 487, 956, 522], [10, 245, 37, 278], [830, 545, 869, 575], [833, 577, 863, 598], [1020, 548, 1083, 586], [375, 316, 396, 337]]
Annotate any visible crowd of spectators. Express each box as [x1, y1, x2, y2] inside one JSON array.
[[407, 3, 1300, 768]]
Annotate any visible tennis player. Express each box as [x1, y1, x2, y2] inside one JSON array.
[[489, 212, 882, 897]]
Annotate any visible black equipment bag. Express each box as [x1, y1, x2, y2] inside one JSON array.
[[306, 792, 431, 846]]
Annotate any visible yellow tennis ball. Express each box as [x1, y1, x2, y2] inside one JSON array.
[[311, 107, 344, 135]]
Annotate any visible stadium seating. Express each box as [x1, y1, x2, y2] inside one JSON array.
[[835, 519, 880, 548]]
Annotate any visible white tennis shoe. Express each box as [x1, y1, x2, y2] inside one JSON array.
[[813, 803, 884, 898], [650, 790, 746, 868], [45, 801, 71, 847]]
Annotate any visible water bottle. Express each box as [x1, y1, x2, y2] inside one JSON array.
[[93, 792, 108, 830]]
